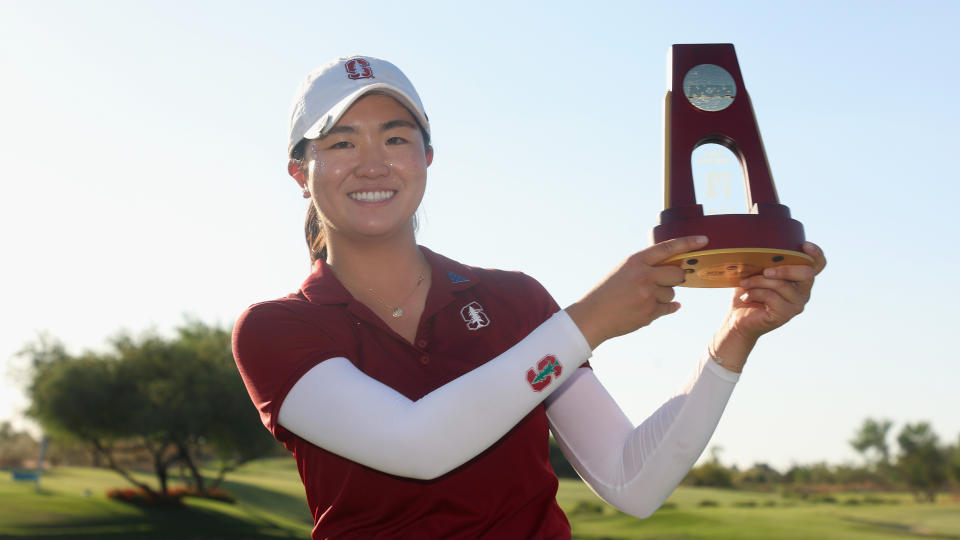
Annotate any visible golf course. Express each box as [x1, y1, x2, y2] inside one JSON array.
[[2, 458, 957, 539]]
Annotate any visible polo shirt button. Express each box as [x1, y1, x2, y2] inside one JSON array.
[[417, 339, 428, 348], [419, 355, 430, 365]]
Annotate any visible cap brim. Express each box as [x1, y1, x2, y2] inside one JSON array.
[[302, 84, 429, 141]]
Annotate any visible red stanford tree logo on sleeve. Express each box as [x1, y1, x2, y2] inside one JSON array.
[[526, 355, 562, 392], [345, 58, 374, 80]]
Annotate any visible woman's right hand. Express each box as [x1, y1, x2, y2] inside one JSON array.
[[565, 235, 708, 349]]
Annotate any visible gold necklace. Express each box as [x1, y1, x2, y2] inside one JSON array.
[[368, 273, 425, 318]]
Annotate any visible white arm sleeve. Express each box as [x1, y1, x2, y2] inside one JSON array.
[[545, 356, 739, 518], [277, 310, 591, 480]]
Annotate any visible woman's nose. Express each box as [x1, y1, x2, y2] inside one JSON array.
[[355, 146, 390, 178]]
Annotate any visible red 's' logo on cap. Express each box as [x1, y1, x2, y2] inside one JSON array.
[[345, 58, 374, 80]]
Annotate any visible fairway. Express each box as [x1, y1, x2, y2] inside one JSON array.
[[561, 479, 960, 539], [1, 460, 958, 539]]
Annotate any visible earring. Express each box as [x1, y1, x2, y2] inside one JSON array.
[[302, 187, 311, 199]]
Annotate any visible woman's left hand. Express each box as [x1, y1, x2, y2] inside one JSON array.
[[728, 241, 826, 342], [709, 242, 826, 371]]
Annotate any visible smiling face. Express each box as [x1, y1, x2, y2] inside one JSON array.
[[291, 93, 433, 251]]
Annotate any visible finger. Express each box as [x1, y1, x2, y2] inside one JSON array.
[[762, 264, 817, 297], [738, 277, 806, 305], [650, 265, 686, 287], [653, 284, 676, 305], [802, 242, 827, 274], [761, 264, 816, 283], [653, 301, 682, 319], [641, 235, 709, 266], [739, 288, 800, 319]]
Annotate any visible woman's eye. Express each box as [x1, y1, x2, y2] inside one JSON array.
[[328, 141, 352, 150], [386, 136, 407, 145]]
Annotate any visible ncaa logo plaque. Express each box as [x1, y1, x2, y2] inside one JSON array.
[[652, 44, 813, 287]]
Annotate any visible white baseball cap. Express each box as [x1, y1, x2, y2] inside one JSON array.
[[287, 55, 430, 158]]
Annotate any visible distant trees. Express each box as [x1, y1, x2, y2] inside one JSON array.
[[950, 435, 960, 487], [23, 320, 278, 497], [849, 417, 953, 502], [895, 422, 948, 502], [734, 462, 783, 488], [684, 446, 734, 488], [677, 419, 959, 500], [850, 418, 893, 471], [0, 421, 38, 469]]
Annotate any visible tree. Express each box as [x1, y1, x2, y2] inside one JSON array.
[[850, 418, 893, 470], [896, 422, 948, 502], [949, 435, 960, 488], [0, 421, 39, 469], [782, 462, 836, 486], [27, 343, 155, 492], [683, 446, 734, 488], [734, 462, 783, 488], [24, 320, 278, 497], [162, 319, 279, 490]]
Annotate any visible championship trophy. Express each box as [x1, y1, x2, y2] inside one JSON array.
[[652, 44, 812, 287]]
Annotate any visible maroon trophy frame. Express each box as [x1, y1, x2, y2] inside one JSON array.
[[652, 44, 812, 287]]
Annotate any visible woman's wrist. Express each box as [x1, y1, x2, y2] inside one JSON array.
[[564, 301, 603, 351], [709, 325, 757, 374]]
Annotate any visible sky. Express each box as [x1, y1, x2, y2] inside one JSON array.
[[1, 1, 958, 471]]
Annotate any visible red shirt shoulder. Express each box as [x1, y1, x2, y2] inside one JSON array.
[[232, 294, 355, 437], [470, 267, 559, 318]]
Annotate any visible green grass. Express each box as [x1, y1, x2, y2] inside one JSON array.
[[1, 462, 958, 539], [0, 459, 311, 539], [558, 480, 960, 539]]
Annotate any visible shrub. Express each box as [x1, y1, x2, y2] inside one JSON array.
[[863, 495, 899, 505], [685, 462, 734, 488], [779, 486, 810, 500], [570, 501, 605, 515], [734, 463, 783, 488], [783, 462, 836, 485], [698, 499, 719, 507], [168, 486, 236, 503], [106, 486, 235, 506], [732, 500, 757, 508], [106, 488, 183, 507]]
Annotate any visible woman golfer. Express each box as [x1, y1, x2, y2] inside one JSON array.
[[232, 55, 825, 539]]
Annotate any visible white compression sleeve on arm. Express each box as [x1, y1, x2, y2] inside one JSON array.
[[277, 310, 591, 480], [545, 355, 739, 518]]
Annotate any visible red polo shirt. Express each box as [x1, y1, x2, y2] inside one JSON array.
[[233, 247, 573, 539]]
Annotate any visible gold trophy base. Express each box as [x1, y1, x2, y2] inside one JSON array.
[[661, 248, 813, 288]]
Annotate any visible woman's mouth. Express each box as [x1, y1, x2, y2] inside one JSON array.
[[348, 190, 396, 202]]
